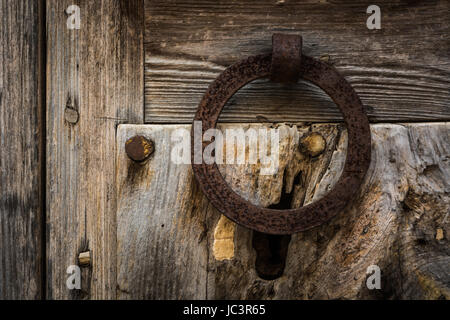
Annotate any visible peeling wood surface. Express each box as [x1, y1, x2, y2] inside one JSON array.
[[0, 0, 44, 299], [213, 215, 236, 261], [144, 0, 450, 124], [116, 123, 449, 299], [46, 0, 144, 299]]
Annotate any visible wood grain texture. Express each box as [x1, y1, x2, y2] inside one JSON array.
[[144, 0, 450, 123], [116, 125, 209, 299], [46, 0, 144, 299], [116, 123, 449, 299], [0, 0, 44, 299], [208, 123, 450, 299]]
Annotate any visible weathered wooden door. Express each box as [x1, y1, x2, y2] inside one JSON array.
[[1, 0, 449, 299]]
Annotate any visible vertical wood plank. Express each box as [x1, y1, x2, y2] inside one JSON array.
[[0, 0, 44, 299], [46, 0, 144, 299]]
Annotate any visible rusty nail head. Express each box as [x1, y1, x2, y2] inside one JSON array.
[[125, 135, 154, 162]]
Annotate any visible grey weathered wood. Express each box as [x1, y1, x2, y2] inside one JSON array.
[[207, 123, 450, 299], [46, 0, 144, 299], [144, 0, 450, 123], [116, 123, 449, 299], [116, 125, 209, 299], [0, 0, 44, 300]]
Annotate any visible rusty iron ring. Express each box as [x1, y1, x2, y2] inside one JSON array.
[[191, 48, 371, 235]]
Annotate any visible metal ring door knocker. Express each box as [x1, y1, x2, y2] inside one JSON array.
[[191, 34, 371, 235]]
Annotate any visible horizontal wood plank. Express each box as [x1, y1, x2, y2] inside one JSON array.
[[116, 122, 450, 299], [144, 0, 450, 123]]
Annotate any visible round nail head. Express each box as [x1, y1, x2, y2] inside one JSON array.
[[125, 135, 154, 162]]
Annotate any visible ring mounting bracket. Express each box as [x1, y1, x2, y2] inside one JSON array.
[[270, 33, 302, 83]]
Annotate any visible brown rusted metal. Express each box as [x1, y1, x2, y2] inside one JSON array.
[[270, 33, 302, 83], [125, 135, 154, 162], [191, 35, 371, 235]]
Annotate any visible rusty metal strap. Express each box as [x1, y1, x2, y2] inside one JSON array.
[[191, 36, 371, 235], [270, 33, 302, 83]]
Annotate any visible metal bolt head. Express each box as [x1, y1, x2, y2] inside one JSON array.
[[125, 135, 154, 162], [299, 132, 326, 157]]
